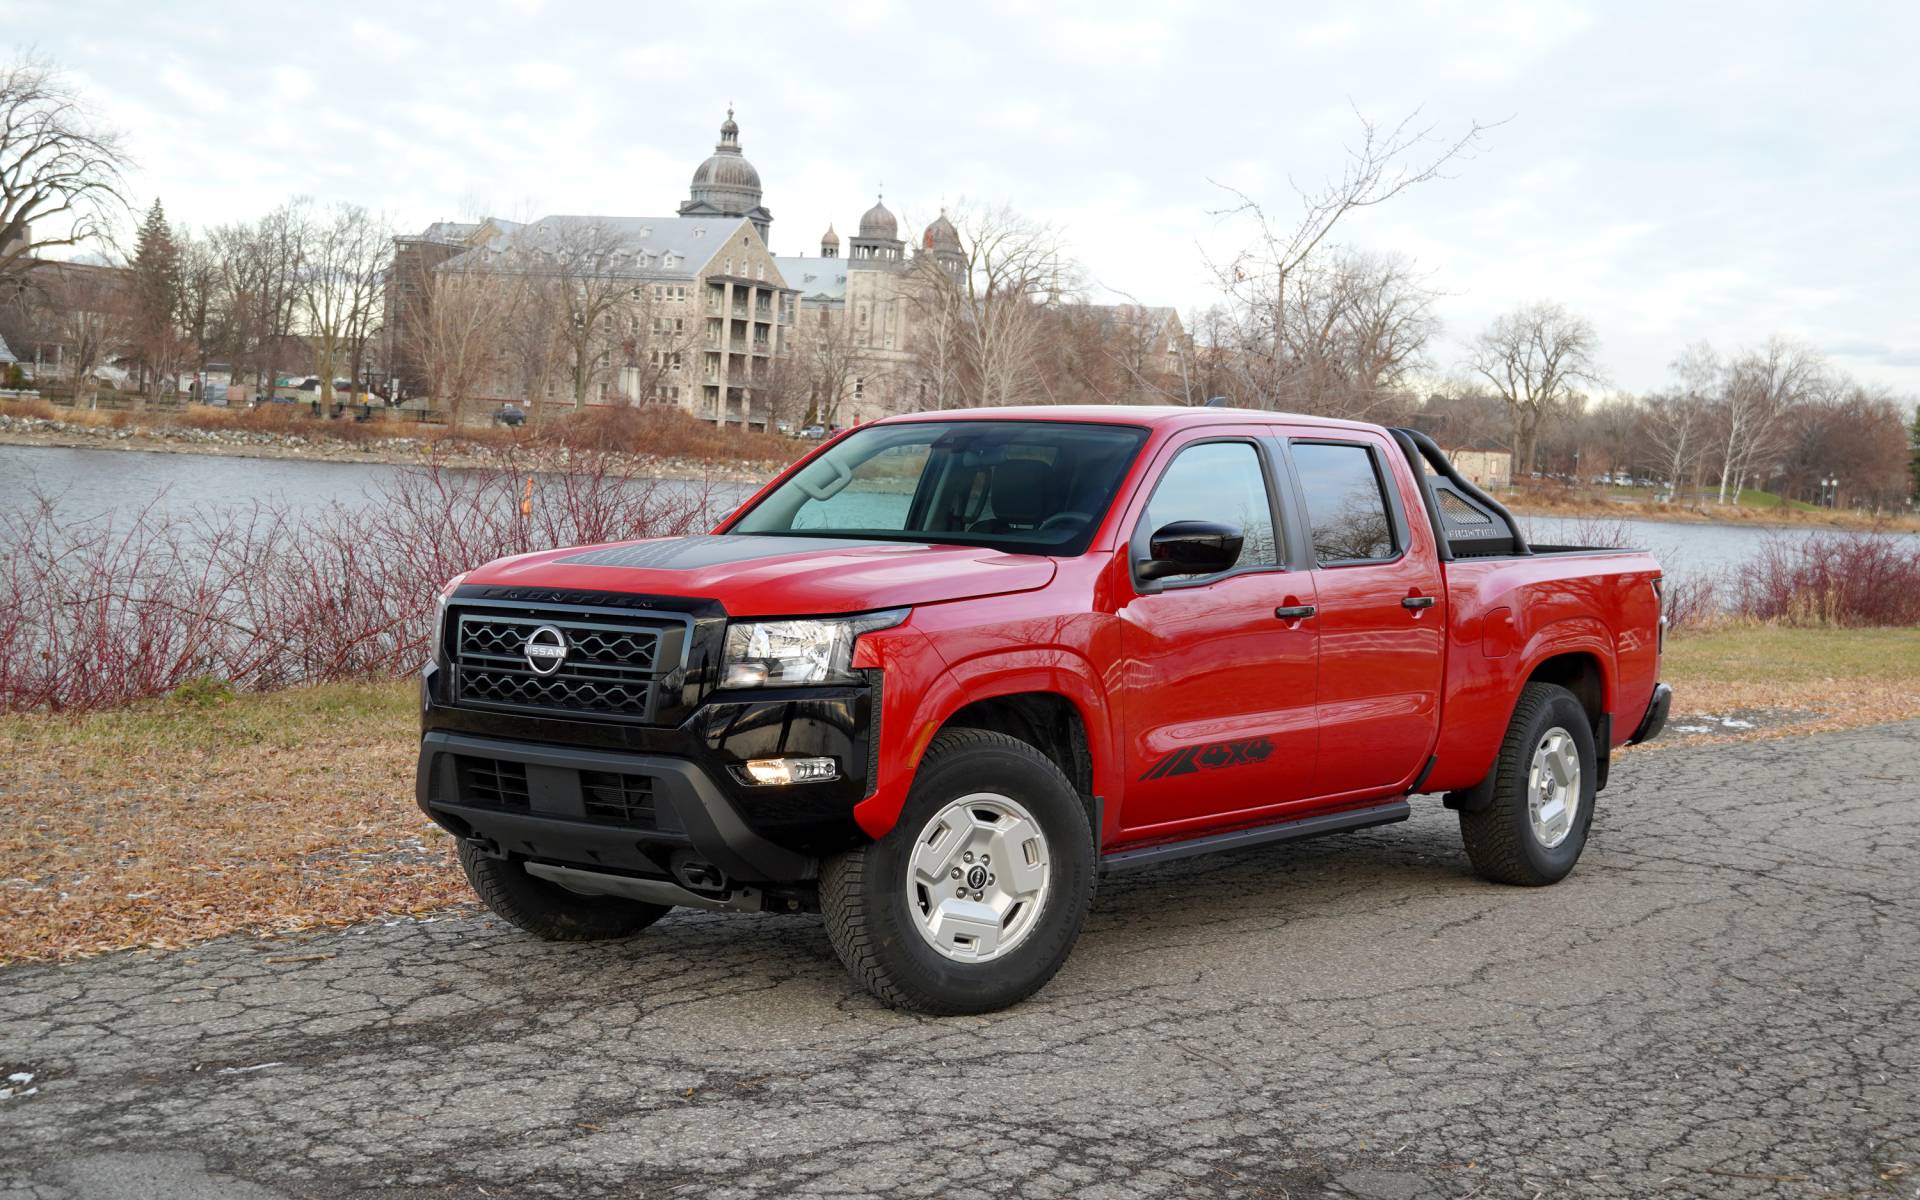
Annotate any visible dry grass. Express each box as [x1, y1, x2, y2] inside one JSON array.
[[1644, 625, 1920, 747], [4, 625, 1918, 964], [0, 681, 468, 963]]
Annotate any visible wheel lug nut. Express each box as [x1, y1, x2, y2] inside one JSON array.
[[987, 875, 995, 885], [963, 852, 974, 863], [981, 855, 990, 865], [950, 868, 962, 879]]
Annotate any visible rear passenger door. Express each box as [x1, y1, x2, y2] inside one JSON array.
[[1283, 435, 1446, 799], [1114, 432, 1320, 838]]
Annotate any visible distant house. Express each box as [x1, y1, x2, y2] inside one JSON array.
[[1444, 447, 1513, 490], [0, 331, 16, 366]]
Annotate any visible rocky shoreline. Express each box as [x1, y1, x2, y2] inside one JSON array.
[[0, 413, 789, 483]]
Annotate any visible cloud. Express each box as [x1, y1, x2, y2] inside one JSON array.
[[8, 0, 1917, 395]]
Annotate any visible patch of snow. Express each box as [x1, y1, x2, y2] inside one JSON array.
[[1674, 724, 1711, 733], [6, 1072, 30, 1084], [217, 1062, 283, 1075]]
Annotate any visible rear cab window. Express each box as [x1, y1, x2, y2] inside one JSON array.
[[1289, 441, 1401, 565]]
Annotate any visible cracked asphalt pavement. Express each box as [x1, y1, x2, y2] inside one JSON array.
[[3, 721, 1916, 1199]]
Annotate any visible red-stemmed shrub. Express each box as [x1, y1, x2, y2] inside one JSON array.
[[0, 454, 727, 711], [1732, 531, 1920, 627]]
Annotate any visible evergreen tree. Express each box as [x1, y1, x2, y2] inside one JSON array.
[[129, 198, 183, 401]]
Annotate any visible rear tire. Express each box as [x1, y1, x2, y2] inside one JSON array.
[[458, 841, 671, 941], [820, 728, 1096, 1015], [1459, 682, 1597, 886]]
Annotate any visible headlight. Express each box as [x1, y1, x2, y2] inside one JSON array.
[[428, 572, 469, 662], [721, 609, 907, 688]]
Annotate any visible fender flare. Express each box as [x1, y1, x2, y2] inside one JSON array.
[[1444, 622, 1616, 813], [851, 647, 1117, 840]]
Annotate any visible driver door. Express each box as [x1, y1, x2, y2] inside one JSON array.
[[1113, 432, 1320, 839]]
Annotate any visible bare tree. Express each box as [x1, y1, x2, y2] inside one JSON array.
[[789, 306, 868, 426], [527, 219, 642, 410], [498, 259, 566, 424], [951, 204, 1072, 407], [1714, 336, 1822, 505], [406, 262, 507, 426], [1642, 341, 1720, 497], [1209, 105, 1490, 409], [23, 262, 132, 406], [175, 227, 222, 392], [1466, 302, 1601, 475], [1245, 248, 1439, 418], [903, 255, 967, 411], [0, 54, 128, 285], [300, 202, 387, 404], [210, 201, 310, 394]]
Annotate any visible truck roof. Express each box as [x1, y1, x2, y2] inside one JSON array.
[[872, 404, 1386, 435]]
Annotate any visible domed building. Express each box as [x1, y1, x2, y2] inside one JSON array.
[[848, 196, 905, 266], [921, 209, 966, 280], [678, 108, 772, 241]]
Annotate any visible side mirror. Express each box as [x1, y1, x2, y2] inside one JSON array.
[[1136, 520, 1243, 581]]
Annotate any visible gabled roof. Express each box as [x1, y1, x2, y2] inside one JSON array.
[[772, 255, 849, 302], [441, 214, 764, 283], [0, 331, 15, 364]]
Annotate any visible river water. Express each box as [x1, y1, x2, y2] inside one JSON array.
[[3, 444, 1911, 584]]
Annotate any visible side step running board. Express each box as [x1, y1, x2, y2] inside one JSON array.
[[1101, 799, 1412, 874]]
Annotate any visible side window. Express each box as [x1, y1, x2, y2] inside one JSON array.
[[1141, 441, 1278, 572], [1291, 442, 1398, 564]]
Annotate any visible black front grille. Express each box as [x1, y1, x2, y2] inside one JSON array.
[[457, 756, 530, 810], [450, 606, 680, 721], [580, 770, 657, 826]]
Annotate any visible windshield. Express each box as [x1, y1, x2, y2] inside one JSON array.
[[730, 420, 1149, 555]]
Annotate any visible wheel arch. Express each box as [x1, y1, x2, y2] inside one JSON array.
[[852, 649, 1117, 841], [1445, 641, 1616, 814]]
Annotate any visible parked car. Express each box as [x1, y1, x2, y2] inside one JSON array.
[[796, 423, 827, 439], [492, 404, 527, 428], [416, 407, 1669, 1014]]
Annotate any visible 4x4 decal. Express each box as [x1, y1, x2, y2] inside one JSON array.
[[1140, 736, 1275, 781]]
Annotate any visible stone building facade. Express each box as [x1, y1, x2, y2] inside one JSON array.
[[387, 108, 1175, 427]]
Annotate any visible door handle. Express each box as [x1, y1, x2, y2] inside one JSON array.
[[1274, 605, 1316, 620], [1401, 595, 1437, 610]]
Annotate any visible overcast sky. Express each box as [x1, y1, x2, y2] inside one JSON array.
[[9, 0, 1916, 396]]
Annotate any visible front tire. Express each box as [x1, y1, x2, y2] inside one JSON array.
[[1458, 682, 1597, 886], [457, 841, 671, 941], [820, 729, 1096, 1015]]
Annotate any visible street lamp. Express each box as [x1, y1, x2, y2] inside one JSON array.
[[1821, 476, 1839, 508]]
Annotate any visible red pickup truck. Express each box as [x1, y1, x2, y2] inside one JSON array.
[[417, 406, 1670, 1013]]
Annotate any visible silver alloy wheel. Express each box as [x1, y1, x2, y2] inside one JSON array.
[[1528, 728, 1582, 849], [906, 791, 1051, 963]]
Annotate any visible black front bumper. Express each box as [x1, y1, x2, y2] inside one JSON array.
[[418, 663, 878, 886], [417, 731, 818, 883]]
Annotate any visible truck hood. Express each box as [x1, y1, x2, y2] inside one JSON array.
[[464, 534, 1058, 617]]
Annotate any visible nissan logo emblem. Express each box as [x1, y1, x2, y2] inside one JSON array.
[[523, 625, 569, 676]]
